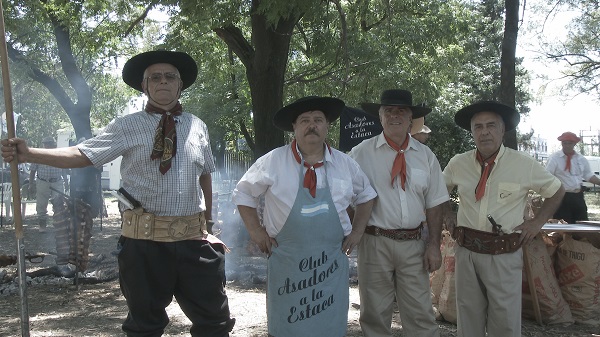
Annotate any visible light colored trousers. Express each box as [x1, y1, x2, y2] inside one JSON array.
[[358, 234, 439, 337], [36, 179, 64, 218], [455, 246, 523, 337]]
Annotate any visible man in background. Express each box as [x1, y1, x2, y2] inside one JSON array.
[[546, 131, 600, 224], [29, 136, 69, 232], [410, 116, 431, 144]]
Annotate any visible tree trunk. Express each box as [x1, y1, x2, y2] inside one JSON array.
[[214, 1, 303, 159], [500, 0, 519, 150]]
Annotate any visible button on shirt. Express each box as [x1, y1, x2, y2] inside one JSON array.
[[349, 133, 449, 230], [232, 144, 377, 237], [545, 151, 594, 192], [444, 145, 562, 232], [77, 111, 215, 216]]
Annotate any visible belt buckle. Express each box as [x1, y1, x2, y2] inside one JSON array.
[[373, 227, 381, 236]]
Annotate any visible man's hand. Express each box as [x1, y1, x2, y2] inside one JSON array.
[[342, 230, 362, 255], [443, 211, 457, 234], [514, 219, 544, 246], [423, 243, 442, 273], [1, 138, 29, 163], [247, 226, 278, 256]]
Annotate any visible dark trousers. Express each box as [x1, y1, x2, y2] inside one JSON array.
[[553, 191, 588, 224], [118, 237, 235, 337]]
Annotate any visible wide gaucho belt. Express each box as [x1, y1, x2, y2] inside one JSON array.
[[121, 209, 208, 242], [452, 226, 521, 255], [364, 224, 422, 241]]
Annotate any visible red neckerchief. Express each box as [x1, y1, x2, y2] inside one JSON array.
[[564, 151, 574, 172], [147, 102, 183, 174], [291, 139, 331, 198], [384, 133, 410, 190], [475, 148, 500, 201]]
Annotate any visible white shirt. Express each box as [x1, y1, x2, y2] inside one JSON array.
[[232, 144, 377, 236], [546, 151, 594, 192], [349, 133, 449, 230]]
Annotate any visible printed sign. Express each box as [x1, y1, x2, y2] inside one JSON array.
[[339, 106, 382, 152]]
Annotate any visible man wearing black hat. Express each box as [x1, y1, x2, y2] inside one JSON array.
[[546, 131, 600, 224], [348, 89, 449, 337], [232, 96, 376, 337], [28, 136, 69, 232], [443, 101, 565, 337], [1, 51, 235, 336]]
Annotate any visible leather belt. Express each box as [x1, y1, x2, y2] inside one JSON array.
[[364, 224, 422, 241], [121, 209, 208, 242], [452, 226, 521, 255], [38, 177, 61, 183]]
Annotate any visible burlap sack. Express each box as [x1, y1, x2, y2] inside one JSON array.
[[430, 231, 450, 305], [437, 232, 457, 324], [522, 235, 573, 325], [556, 234, 600, 325]]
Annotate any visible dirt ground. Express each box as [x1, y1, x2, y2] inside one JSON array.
[[1, 194, 600, 336]]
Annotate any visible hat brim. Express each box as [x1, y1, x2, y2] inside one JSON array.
[[360, 103, 431, 119], [122, 51, 198, 92], [273, 97, 345, 132], [454, 101, 520, 131], [557, 133, 581, 143]]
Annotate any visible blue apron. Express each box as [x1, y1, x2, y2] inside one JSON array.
[[267, 160, 350, 337]]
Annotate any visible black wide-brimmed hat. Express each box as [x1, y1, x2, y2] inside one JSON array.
[[122, 50, 198, 92], [454, 100, 520, 131], [360, 89, 432, 119], [273, 96, 345, 132]]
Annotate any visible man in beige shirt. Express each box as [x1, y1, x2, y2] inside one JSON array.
[[443, 101, 565, 337]]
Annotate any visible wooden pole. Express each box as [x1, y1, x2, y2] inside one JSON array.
[[0, 1, 30, 335]]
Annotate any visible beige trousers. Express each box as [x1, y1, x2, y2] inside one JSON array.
[[455, 246, 523, 337], [358, 234, 439, 337]]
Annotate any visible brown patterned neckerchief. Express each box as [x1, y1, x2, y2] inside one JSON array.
[[146, 102, 183, 174]]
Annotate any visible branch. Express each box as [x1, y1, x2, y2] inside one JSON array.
[[213, 25, 255, 69], [6, 43, 75, 114], [124, 1, 160, 37], [239, 119, 255, 152], [45, 5, 92, 110]]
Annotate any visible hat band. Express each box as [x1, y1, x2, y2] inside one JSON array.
[[380, 99, 413, 106]]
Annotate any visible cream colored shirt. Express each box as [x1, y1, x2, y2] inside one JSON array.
[[349, 133, 449, 230], [444, 145, 562, 233]]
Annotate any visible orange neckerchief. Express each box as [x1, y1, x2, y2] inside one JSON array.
[[291, 139, 331, 198], [384, 134, 410, 190], [475, 148, 500, 201], [564, 152, 574, 172]]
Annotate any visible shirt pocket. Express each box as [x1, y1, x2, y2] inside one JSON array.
[[331, 177, 352, 207], [497, 182, 520, 204], [410, 168, 428, 192]]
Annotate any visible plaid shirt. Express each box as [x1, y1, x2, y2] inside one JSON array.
[[78, 111, 215, 216], [31, 164, 67, 181]]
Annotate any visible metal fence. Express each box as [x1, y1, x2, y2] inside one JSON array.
[[213, 151, 253, 200]]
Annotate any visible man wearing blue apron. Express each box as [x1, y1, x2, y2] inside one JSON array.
[[233, 96, 377, 337]]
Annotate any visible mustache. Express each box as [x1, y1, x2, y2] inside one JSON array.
[[305, 129, 320, 136]]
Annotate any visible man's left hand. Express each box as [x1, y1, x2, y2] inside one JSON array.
[[423, 243, 442, 273], [342, 230, 362, 256]]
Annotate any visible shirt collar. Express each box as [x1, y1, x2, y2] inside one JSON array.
[[375, 132, 419, 151]]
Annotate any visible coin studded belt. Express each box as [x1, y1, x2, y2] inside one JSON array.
[[121, 209, 208, 242], [452, 226, 521, 255], [364, 224, 422, 241]]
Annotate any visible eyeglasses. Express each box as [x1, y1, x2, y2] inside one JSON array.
[[145, 72, 180, 83]]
